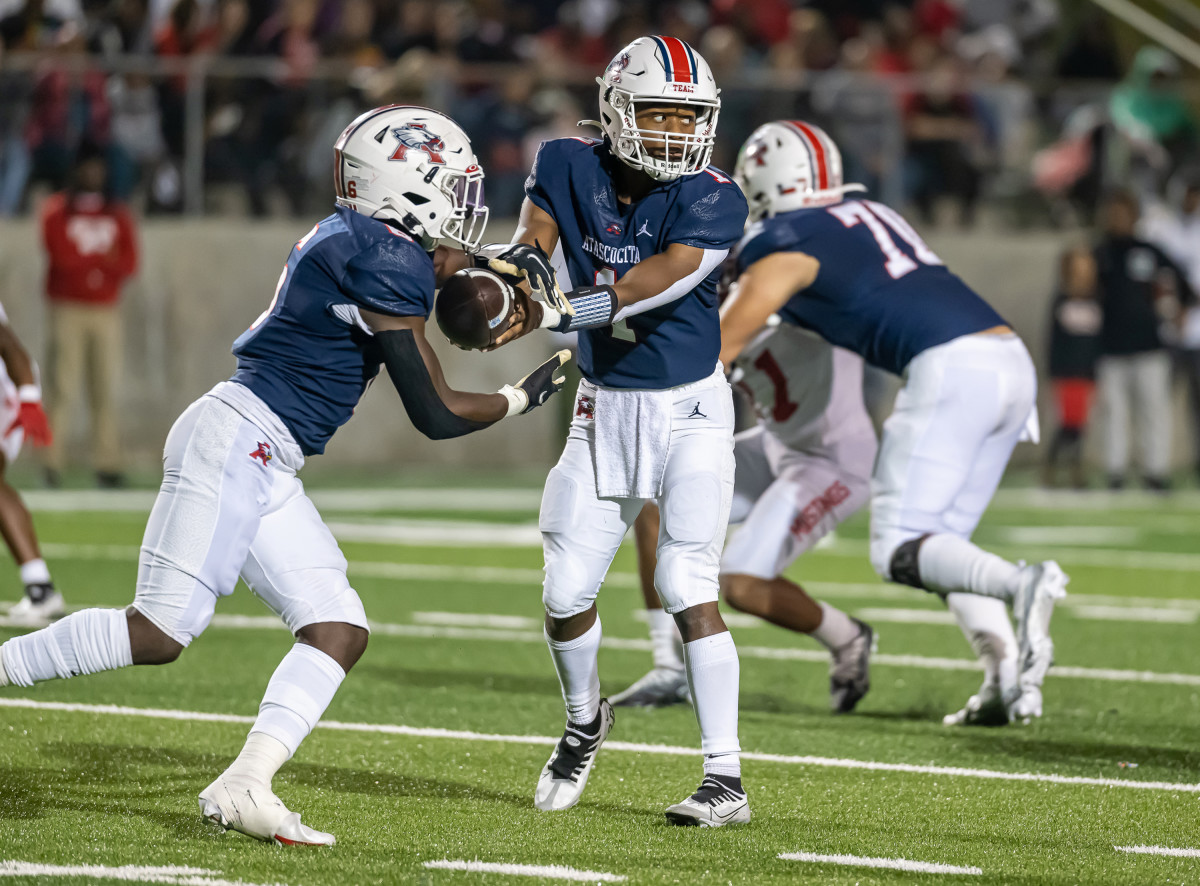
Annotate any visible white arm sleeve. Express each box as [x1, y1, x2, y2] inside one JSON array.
[[612, 247, 729, 322]]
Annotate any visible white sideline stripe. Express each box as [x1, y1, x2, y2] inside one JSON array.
[[5, 609, 1198, 688], [422, 860, 625, 882], [34, 544, 1200, 613], [0, 860, 288, 886], [777, 852, 982, 876], [3, 698, 1198, 795], [326, 520, 544, 547], [1115, 845, 1200, 858]]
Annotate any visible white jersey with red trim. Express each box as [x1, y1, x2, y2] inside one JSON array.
[[732, 321, 873, 455]]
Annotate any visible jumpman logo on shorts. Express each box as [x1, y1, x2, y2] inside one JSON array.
[[687, 401, 706, 419]]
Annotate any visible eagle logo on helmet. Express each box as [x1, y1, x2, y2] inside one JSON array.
[[389, 122, 446, 164]]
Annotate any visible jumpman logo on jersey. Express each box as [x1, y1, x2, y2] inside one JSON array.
[[250, 441, 273, 466], [687, 401, 706, 419], [636, 220, 651, 238]]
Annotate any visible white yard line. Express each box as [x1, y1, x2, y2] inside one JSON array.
[[777, 852, 983, 875], [1070, 606, 1198, 624], [3, 609, 1197, 687], [21, 488, 544, 513], [0, 861, 289, 886], [854, 608, 959, 625], [422, 861, 626, 882], [33, 545, 1200, 612], [412, 611, 539, 630], [994, 526, 1141, 546], [2, 697, 1197, 794], [1114, 846, 1200, 858]]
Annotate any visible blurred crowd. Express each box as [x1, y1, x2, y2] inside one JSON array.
[[0, 0, 1196, 222]]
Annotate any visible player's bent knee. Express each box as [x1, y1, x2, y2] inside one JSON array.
[[719, 573, 757, 613], [296, 622, 369, 673], [542, 545, 602, 619], [655, 546, 718, 615], [126, 608, 185, 665]]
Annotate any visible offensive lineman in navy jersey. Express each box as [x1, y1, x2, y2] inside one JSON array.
[[721, 120, 1068, 727], [484, 36, 751, 826], [0, 106, 569, 845]]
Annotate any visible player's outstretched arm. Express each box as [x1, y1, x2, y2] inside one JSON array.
[[0, 322, 52, 446], [363, 310, 569, 439], [718, 252, 820, 367]]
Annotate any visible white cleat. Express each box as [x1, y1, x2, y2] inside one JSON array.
[[1014, 561, 1067, 673], [665, 775, 751, 827], [7, 591, 65, 627], [610, 667, 689, 708], [199, 775, 335, 846], [829, 619, 874, 714], [1010, 685, 1043, 723], [535, 700, 614, 812]]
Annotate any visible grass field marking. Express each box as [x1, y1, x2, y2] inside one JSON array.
[[1114, 846, 1200, 858], [776, 852, 983, 875], [32, 544, 1200, 612], [4, 609, 1199, 687], [993, 526, 1141, 546], [422, 860, 627, 882], [4, 698, 1199, 795], [1070, 605, 1198, 623], [0, 860, 290, 886], [411, 611, 540, 629], [853, 608, 959, 625]]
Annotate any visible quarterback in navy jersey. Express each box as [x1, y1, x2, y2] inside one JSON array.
[[481, 36, 750, 826], [721, 120, 1069, 728], [0, 106, 569, 846]]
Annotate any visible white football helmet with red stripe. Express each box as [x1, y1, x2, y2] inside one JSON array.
[[333, 105, 488, 251], [592, 36, 720, 182], [734, 120, 866, 221]]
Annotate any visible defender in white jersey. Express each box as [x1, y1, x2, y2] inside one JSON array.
[[613, 320, 879, 713], [0, 303, 61, 625]]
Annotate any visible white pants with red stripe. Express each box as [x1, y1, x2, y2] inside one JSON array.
[[721, 425, 875, 579], [132, 390, 367, 646]]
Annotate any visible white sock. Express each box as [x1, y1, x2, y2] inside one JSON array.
[[683, 631, 741, 778], [222, 732, 292, 788], [810, 601, 859, 650], [646, 607, 683, 671], [918, 534, 1022, 600], [945, 592, 1019, 692], [249, 643, 346, 757], [19, 558, 51, 586], [0, 609, 132, 687], [546, 618, 602, 726]]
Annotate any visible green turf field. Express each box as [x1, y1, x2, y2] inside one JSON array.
[[1, 484, 1199, 885]]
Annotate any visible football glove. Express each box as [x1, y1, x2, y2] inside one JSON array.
[[8, 386, 52, 446], [497, 350, 572, 417], [488, 242, 574, 316]]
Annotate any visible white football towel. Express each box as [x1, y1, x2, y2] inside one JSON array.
[[593, 385, 673, 499]]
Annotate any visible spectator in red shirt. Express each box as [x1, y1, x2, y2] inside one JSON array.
[[40, 144, 138, 488]]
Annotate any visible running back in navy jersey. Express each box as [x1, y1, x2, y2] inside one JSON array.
[[733, 199, 1006, 375], [231, 205, 435, 455], [526, 137, 747, 389]]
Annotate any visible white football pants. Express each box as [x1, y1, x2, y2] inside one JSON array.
[[722, 425, 875, 579], [541, 370, 735, 617], [870, 333, 1037, 577], [132, 393, 367, 646]]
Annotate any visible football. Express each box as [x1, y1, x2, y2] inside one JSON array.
[[435, 267, 519, 350]]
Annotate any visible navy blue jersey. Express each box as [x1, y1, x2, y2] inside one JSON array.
[[734, 199, 1007, 375], [231, 206, 435, 455], [526, 137, 747, 388]]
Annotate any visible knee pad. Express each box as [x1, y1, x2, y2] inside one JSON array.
[[654, 543, 719, 614], [879, 533, 931, 589], [284, 570, 369, 634], [542, 549, 601, 619]]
